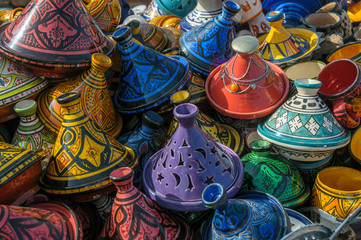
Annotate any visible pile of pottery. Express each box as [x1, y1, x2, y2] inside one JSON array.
[[2, 0, 361, 238]]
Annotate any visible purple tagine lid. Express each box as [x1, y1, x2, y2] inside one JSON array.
[[142, 103, 243, 212]]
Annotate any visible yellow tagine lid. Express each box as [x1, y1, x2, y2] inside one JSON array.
[[258, 11, 322, 67]]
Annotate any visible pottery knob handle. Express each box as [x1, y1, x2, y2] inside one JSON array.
[[91, 53, 112, 71], [110, 167, 135, 192], [170, 90, 191, 106], [142, 111, 164, 130], [173, 103, 199, 128], [14, 99, 37, 117], [266, 11, 284, 27], [202, 183, 228, 211], [231, 35, 259, 55], [250, 140, 272, 154], [112, 26, 132, 44], [57, 91, 81, 105], [222, 1, 241, 20]]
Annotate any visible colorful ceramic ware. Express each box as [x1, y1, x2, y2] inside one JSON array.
[[179, 0, 222, 32], [327, 42, 361, 65], [241, 140, 310, 208], [0, 142, 46, 205], [148, 14, 182, 29], [232, 0, 263, 24], [280, 224, 333, 240], [0, 54, 48, 123], [0, 202, 81, 240], [0, 7, 22, 24], [0, 0, 113, 79], [303, 12, 342, 37], [348, 1, 361, 22], [258, 79, 351, 162], [142, 0, 166, 21], [179, 1, 240, 76], [206, 35, 289, 119], [84, 0, 121, 32], [142, 103, 243, 212], [312, 166, 361, 219], [284, 60, 326, 81], [349, 125, 361, 164], [112, 26, 191, 114], [247, 11, 271, 37], [100, 167, 193, 239], [286, 208, 313, 232], [40, 92, 138, 197], [155, 0, 196, 18], [202, 184, 290, 239], [37, 53, 122, 137], [12, 99, 57, 166], [258, 11, 322, 68]]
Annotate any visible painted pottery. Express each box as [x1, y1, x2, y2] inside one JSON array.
[[0, 0, 114, 79], [37, 53, 122, 137], [232, 0, 263, 24], [12, 99, 57, 166], [40, 92, 138, 197], [0, 202, 81, 240], [142, 0, 165, 21], [0, 7, 22, 24], [148, 14, 182, 29], [280, 224, 333, 240], [179, 1, 240, 76], [241, 140, 310, 208], [112, 26, 191, 114], [90, 195, 113, 223], [118, 111, 164, 170], [258, 79, 351, 162], [179, 0, 222, 32], [327, 42, 361, 65], [165, 91, 244, 156], [155, 0, 196, 18], [348, 1, 361, 22], [286, 208, 313, 232], [100, 167, 193, 239], [284, 60, 326, 81], [142, 103, 243, 212], [311, 166, 361, 219], [202, 184, 290, 239], [317, 59, 361, 128], [0, 55, 47, 123], [303, 12, 343, 37], [333, 146, 358, 169], [161, 27, 183, 50], [206, 35, 289, 119], [247, 11, 271, 37], [349, 125, 361, 164], [83, 0, 121, 33], [258, 11, 322, 67], [122, 14, 148, 26]]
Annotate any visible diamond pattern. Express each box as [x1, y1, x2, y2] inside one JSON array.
[[305, 117, 320, 136], [276, 112, 288, 129], [289, 115, 302, 133], [322, 116, 333, 133]]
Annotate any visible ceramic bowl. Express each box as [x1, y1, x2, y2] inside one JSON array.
[[286, 208, 313, 232], [302, 12, 342, 36], [280, 224, 332, 240], [284, 60, 326, 81], [327, 42, 361, 66], [349, 125, 361, 165], [311, 166, 361, 219], [347, 1, 361, 23]]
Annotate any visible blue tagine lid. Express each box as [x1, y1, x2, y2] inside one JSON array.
[[201, 183, 291, 239], [112, 26, 192, 114], [258, 79, 350, 160]]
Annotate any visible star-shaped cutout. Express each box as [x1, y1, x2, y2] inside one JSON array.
[[210, 147, 217, 155], [157, 173, 164, 182], [204, 175, 215, 185]]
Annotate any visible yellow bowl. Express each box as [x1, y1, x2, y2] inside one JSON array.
[[327, 41, 361, 64], [311, 166, 361, 219]]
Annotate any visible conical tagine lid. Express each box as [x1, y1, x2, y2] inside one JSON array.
[[206, 35, 289, 119], [40, 91, 138, 196], [142, 103, 243, 212], [0, 0, 114, 78], [112, 26, 191, 114]]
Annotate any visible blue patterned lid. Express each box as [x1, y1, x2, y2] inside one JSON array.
[[258, 79, 350, 150]]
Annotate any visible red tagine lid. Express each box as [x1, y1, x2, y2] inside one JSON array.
[[206, 35, 289, 119]]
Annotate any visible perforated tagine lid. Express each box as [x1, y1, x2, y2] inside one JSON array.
[[258, 11, 321, 67], [142, 103, 243, 212], [0, 0, 114, 79], [258, 79, 351, 152], [206, 35, 289, 119]]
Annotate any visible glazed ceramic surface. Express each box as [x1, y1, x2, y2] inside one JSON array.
[[142, 103, 243, 212], [37, 53, 122, 138], [148, 14, 182, 29], [258, 11, 321, 68], [0, 142, 45, 205], [311, 166, 361, 219], [202, 184, 290, 240], [241, 140, 310, 208], [155, 0, 196, 18], [12, 99, 57, 165], [284, 61, 326, 81], [258, 79, 350, 162], [112, 26, 191, 114], [286, 208, 313, 232], [179, 1, 240, 76], [280, 224, 332, 240], [206, 35, 289, 119], [40, 92, 138, 196], [348, 1, 361, 22], [0, 0, 113, 79], [0, 54, 47, 123], [100, 167, 193, 239], [142, 0, 165, 21], [303, 12, 342, 37], [84, 0, 121, 32], [247, 11, 271, 37], [327, 42, 361, 65], [232, 0, 263, 24], [350, 125, 361, 164]]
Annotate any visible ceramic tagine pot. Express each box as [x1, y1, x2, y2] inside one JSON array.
[[241, 140, 310, 208], [179, 1, 240, 76], [83, 0, 121, 33], [258, 11, 322, 68], [201, 183, 290, 239], [0, 202, 82, 240], [0, 0, 114, 79], [148, 14, 182, 29], [0, 142, 46, 205], [258, 79, 351, 162], [112, 26, 191, 114], [0, 54, 47, 123], [179, 0, 222, 32], [142, 103, 243, 212], [155, 0, 197, 18], [100, 167, 193, 239], [12, 99, 57, 166], [40, 92, 138, 200], [0, 7, 22, 25], [37, 53, 122, 138], [142, 0, 166, 21], [206, 35, 289, 119]]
